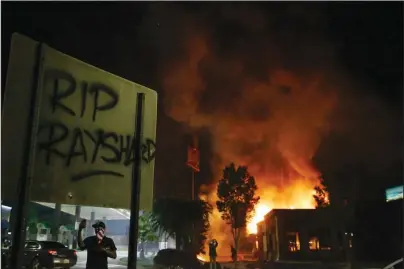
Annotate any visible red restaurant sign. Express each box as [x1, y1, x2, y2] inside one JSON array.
[[186, 146, 200, 172]]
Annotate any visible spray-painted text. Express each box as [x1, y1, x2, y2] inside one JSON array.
[[37, 69, 156, 181]]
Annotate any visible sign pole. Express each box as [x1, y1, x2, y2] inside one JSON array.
[[192, 170, 195, 200], [127, 93, 145, 269], [9, 43, 44, 269]]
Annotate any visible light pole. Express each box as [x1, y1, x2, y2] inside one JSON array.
[[187, 145, 200, 201]]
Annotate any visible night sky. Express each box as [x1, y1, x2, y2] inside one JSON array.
[[2, 2, 402, 202]]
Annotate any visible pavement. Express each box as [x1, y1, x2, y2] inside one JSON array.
[[75, 250, 128, 268], [74, 250, 154, 269]]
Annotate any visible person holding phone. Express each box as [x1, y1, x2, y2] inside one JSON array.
[[78, 219, 117, 269], [209, 239, 218, 269]]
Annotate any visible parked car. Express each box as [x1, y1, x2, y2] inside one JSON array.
[[153, 249, 204, 269], [3, 240, 77, 269]]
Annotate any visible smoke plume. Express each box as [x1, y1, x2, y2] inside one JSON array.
[[138, 3, 401, 256]]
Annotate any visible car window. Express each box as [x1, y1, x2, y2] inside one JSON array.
[[25, 242, 40, 250], [40, 241, 67, 249]]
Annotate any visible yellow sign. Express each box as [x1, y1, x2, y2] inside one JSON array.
[[2, 33, 157, 210]]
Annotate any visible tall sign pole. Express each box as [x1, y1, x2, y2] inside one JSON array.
[[187, 136, 200, 200], [7, 40, 44, 269], [127, 93, 145, 269]]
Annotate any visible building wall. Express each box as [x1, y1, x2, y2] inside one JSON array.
[[259, 209, 350, 262]]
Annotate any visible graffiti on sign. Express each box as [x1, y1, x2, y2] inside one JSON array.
[[37, 69, 156, 182]]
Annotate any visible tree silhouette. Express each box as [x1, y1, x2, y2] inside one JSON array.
[[152, 198, 212, 255], [216, 163, 260, 266]]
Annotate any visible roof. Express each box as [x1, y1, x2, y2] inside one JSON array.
[[262, 208, 314, 220], [261, 208, 347, 228]]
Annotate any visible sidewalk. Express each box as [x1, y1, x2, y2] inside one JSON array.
[[76, 250, 129, 264]]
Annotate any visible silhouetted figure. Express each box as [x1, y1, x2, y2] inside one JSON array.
[[231, 245, 237, 262], [209, 239, 218, 269]]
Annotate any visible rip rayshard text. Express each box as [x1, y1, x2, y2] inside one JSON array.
[[37, 69, 156, 181]]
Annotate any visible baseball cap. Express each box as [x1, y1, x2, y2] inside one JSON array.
[[92, 221, 106, 229]]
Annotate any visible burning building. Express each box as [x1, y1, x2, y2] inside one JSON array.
[[256, 208, 352, 262], [139, 3, 401, 260]]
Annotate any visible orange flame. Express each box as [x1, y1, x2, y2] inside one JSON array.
[[247, 203, 272, 234], [202, 176, 319, 257], [197, 254, 207, 262], [246, 179, 318, 234]]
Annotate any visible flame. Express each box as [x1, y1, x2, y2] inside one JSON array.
[[202, 176, 319, 257], [197, 254, 207, 262], [247, 203, 272, 234], [245, 179, 317, 234]]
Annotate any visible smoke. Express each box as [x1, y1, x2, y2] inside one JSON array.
[[138, 3, 401, 256], [140, 3, 340, 254], [142, 3, 339, 186]]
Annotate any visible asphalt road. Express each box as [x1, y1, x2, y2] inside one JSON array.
[[74, 263, 126, 269], [75, 251, 128, 269]]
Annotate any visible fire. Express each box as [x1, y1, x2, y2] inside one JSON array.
[[158, 8, 338, 256], [247, 203, 272, 234], [197, 254, 207, 262], [246, 179, 318, 234]]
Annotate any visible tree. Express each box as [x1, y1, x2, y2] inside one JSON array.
[[313, 178, 330, 208], [152, 198, 212, 255], [216, 163, 260, 266], [138, 212, 158, 259]]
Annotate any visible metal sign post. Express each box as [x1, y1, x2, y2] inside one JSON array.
[[127, 93, 145, 269], [186, 146, 200, 200], [8, 42, 44, 269]]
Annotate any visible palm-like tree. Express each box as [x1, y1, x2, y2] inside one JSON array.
[[151, 198, 212, 254], [138, 212, 158, 259]]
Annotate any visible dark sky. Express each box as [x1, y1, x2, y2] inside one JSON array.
[[2, 2, 403, 202]]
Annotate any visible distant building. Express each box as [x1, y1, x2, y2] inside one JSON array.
[[256, 209, 352, 263]]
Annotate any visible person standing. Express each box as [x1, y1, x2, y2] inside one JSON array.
[[231, 245, 237, 262], [209, 239, 218, 269], [78, 220, 117, 269]]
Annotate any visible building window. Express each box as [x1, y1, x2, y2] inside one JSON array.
[[286, 232, 300, 252], [309, 237, 320, 251], [318, 228, 332, 251]]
